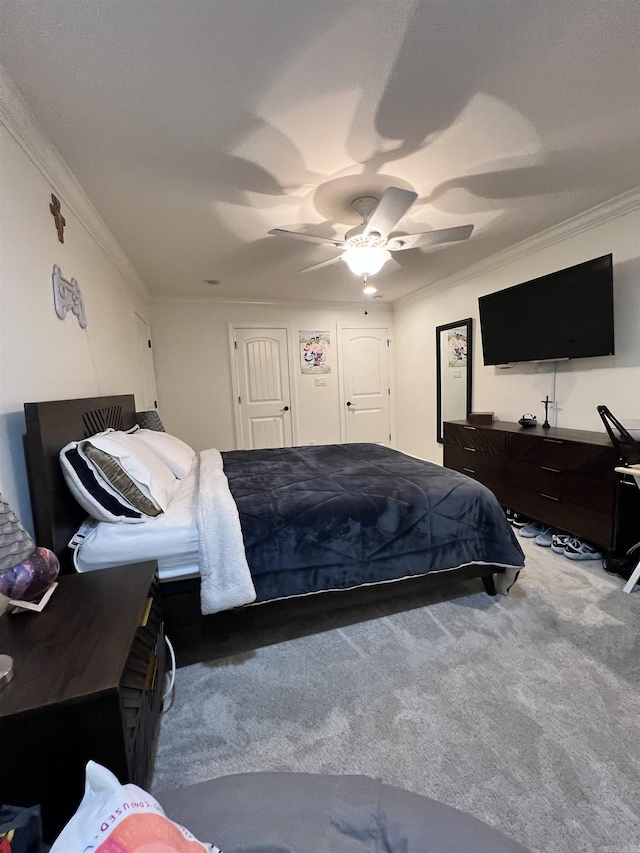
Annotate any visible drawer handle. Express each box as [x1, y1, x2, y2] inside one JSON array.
[[143, 652, 158, 692], [464, 426, 477, 431], [540, 493, 560, 502], [463, 446, 477, 452], [463, 467, 476, 474], [541, 466, 561, 473], [543, 438, 563, 444], [139, 596, 153, 628]]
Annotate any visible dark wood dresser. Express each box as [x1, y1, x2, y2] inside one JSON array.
[[0, 561, 166, 843], [443, 419, 624, 550]]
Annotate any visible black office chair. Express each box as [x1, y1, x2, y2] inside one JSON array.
[[597, 405, 640, 592]]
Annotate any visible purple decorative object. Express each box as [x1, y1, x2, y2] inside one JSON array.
[[0, 547, 60, 601]]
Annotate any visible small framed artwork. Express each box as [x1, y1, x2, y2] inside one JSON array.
[[300, 331, 331, 374]]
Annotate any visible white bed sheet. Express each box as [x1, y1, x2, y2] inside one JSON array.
[[75, 459, 200, 581]]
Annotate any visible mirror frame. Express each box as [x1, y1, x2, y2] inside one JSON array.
[[436, 318, 473, 443]]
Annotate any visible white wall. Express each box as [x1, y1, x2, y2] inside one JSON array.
[[150, 300, 394, 452], [393, 203, 640, 463], [3, 65, 636, 538], [0, 123, 152, 535]]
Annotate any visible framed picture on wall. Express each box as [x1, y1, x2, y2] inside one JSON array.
[[300, 331, 331, 374]]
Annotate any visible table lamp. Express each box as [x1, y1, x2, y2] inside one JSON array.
[[0, 492, 60, 686]]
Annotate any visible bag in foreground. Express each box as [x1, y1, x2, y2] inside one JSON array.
[[50, 761, 219, 853]]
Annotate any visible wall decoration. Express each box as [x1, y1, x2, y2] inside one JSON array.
[[52, 264, 87, 329], [436, 318, 473, 443], [447, 328, 467, 367], [300, 330, 331, 374], [49, 193, 65, 243]]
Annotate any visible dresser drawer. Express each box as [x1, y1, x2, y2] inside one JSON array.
[[501, 484, 613, 548], [507, 434, 615, 480], [443, 422, 506, 455], [505, 459, 615, 514], [120, 574, 165, 787], [562, 471, 615, 514], [444, 444, 506, 497]]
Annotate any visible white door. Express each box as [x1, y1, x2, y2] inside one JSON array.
[[340, 327, 391, 445], [232, 327, 293, 449], [135, 312, 158, 411]]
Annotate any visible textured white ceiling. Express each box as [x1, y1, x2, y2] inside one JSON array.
[[2, 0, 639, 303]]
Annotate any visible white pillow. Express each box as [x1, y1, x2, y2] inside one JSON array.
[[80, 430, 178, 511], [60, 441, 149, 523], [131, 429, 196, 479], [50, 761, 211, 853]]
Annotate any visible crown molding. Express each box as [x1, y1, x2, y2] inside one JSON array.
[[393, 188, 640, 310], [0, 65, 150, 301], [151, 294, 392, 311]]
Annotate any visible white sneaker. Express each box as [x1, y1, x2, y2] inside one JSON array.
[[563, 538, 602, 561], [507, 511, 529, 529], [551, 533, 572, 554], [534, 527, 556, 547], [519, 521, 547, 538]]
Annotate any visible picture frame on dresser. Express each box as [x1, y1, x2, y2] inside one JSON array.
[[436, 318, 473, 443]]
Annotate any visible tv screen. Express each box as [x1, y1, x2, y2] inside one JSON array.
[[478, 254, 614, 365]]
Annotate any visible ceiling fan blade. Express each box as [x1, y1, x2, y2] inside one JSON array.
[[364, 187, 418, 237], [391, 223, 474, 250], [268, 228, 345, 248], [299, 255, 344, 273]]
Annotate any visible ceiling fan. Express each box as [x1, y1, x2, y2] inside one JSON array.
[[268, 187, 474, 281]]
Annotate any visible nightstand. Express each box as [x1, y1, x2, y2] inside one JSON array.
[[0, 561, 166, 843]]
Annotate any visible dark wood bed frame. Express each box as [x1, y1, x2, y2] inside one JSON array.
[[24, 394, 138, 572], [23, 394, 503, 597]]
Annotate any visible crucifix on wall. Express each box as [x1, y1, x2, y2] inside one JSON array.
[[49, 193, 65, 243]]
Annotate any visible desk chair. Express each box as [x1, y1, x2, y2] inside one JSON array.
[[614, 463, 640, 593], [598, 405, 640, 594], [596, 406, 640, 592]]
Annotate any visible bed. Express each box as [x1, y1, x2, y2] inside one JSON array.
[[23, 394, 524, 615]]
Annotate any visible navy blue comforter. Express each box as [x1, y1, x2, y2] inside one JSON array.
[[221, 443, 524, 602]]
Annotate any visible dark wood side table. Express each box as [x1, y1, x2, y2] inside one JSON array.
[[0, 561, 166, 843]]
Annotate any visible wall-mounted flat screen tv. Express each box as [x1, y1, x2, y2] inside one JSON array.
[[478, 254, 614, 365]]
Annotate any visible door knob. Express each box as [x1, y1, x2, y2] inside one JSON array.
[[346, 402, 352, 407], [282, 405, 289, 411]]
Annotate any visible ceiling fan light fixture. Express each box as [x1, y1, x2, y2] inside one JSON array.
[[342, 246, 390, 276]]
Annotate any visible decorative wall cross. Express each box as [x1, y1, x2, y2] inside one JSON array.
[[49, 194, 65, 243]]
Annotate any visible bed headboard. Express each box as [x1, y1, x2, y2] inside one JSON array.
[[23, 394, 137, 572]]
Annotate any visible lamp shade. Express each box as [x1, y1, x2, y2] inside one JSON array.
[[342, 246, 391, 276]]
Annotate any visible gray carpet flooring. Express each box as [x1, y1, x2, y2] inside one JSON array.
[[151, 535, 640, 853]]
